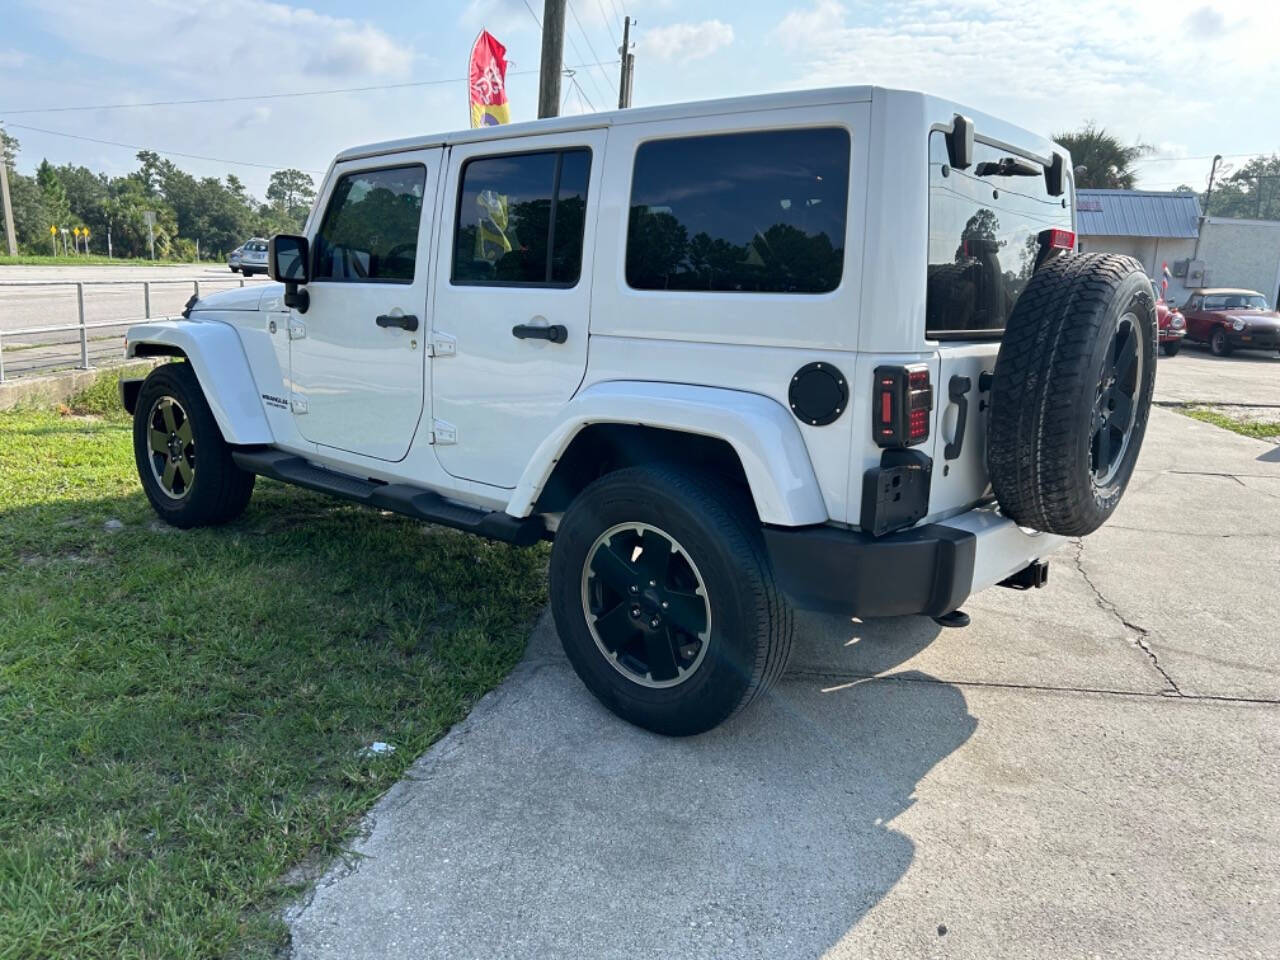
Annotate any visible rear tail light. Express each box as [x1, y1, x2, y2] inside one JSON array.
[[873, 364, 934, 448], [1041, 228, 1076, 251], [1034, 227, 1077, 271]]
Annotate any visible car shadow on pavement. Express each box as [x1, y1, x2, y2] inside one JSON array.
[[294, 612, 978, 959]]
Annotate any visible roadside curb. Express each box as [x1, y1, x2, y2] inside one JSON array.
[[0, 359, 160, 411]]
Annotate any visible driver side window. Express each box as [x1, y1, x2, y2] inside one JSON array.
[[1187, 296, 1202, 312], [313, 165, 426, 283]]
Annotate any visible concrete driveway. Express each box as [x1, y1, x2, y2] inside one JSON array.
[[1154, 342, 1280, 407], [288, 409, 1279, 959]]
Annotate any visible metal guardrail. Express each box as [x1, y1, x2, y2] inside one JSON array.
[[0, 276, 253, 382]]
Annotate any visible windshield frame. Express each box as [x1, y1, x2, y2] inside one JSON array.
[[1202, 293, 1269, 311]]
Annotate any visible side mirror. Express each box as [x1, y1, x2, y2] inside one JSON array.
[[268, 234, 310, 312], [946, 114, 974, 170]]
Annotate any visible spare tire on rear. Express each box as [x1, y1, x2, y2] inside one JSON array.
[[987, 253, 1156, 536]]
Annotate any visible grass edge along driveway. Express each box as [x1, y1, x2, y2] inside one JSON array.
[[0, 366, 548, 959]]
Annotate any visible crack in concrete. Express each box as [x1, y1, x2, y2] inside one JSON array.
[[1072, 539, 1183, 697], [784, 668, 1280, 706]]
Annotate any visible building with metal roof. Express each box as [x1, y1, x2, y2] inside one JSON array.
[[1076, 189, 1202, 297], [1076, 189, 1202, 239]]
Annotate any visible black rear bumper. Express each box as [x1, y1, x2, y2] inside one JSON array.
[[763, 523, 976, 619]]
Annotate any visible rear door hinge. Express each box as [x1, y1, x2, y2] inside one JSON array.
[[288, 319, 306, 340], [429, 419, 456, 444], [428, 332, 456, 357], [290, 393, 308, 414]]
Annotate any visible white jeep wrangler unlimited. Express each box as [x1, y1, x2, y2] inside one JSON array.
[[121, 87, 1156, 735]]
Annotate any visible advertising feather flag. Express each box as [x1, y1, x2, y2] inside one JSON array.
[[469, 30, 510, 128]]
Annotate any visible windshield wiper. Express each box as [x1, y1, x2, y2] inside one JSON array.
[[974, 157, 1041, 178]]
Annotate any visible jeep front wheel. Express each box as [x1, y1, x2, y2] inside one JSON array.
[[133, 362, 255, 528], [549, 466, 793, 736]]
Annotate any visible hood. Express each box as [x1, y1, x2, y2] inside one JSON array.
[[191, 284, 272, 313], [1209, 310, 1280, 327]]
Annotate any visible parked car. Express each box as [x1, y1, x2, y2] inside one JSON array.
[[236, 238, 269, 277], [1180, 287, 1280, 356], [118, 87, 1156, 735], [1152, 280, 1186, 356], [227, 245, 243, 273]]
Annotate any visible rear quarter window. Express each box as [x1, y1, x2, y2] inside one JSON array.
[[626, 127, 850, 294], [926, 132, 1073, 338]]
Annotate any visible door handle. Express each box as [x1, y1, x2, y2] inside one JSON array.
[[944, 375, 972, 461], [512, 323, 568, 344], [376, 313, 419, 332]]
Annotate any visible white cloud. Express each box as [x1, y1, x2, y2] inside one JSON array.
[[771, 0, 1280, 189], [640, 20, 734, 61], [29, 0, 414, 81], [0, 49, 29, 69]]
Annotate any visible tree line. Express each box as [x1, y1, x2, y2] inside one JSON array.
[[0, 127, 315, 260]]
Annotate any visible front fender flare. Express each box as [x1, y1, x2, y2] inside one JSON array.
[[125, 318, 272, 446], [507, 381, 828, 526]]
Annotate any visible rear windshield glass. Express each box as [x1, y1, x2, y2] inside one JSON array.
[[926, 132, 1072, 338]]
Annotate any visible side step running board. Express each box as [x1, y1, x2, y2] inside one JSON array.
[[231, 449, 545, 546]]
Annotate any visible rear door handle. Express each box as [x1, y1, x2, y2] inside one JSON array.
[[944, 375, 972, 461], [512, 323, 567, 344], [376, 314, 419, 331]]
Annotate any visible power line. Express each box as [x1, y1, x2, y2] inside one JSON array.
[[521, 0, 542, 29], [2, 121, 324, 173], [597, 0, 621, 48], [1131, 151, 1274, 166], [0, 62, 620, 116], [567, 0, 617, 98], [571, 76, 596, 113]]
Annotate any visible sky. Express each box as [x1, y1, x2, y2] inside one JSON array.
[[0, 0, 1276, 201]]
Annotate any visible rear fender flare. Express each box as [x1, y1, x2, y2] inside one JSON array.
[[507, 381, 828, 526], [125, 318, 272, 446]]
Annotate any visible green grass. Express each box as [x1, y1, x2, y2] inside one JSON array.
[[0, 373, 549, 958], [1178, 405, 1280, 441], [0, 255, 197, 267]]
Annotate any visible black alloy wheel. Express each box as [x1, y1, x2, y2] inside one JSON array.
[[581, 522, 711, 688]]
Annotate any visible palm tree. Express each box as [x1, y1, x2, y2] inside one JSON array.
[[1052, 123, 1151, 189]]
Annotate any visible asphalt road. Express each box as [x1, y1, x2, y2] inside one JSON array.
[[287, 405, 1280, 959], [0, 263, 268, 378]]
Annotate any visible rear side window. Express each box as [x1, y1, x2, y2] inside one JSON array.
[[313, 166, 426, 283], [452, 148, 591, 286], [626, 128, 850, 294], [926, 132, 1072, 338]]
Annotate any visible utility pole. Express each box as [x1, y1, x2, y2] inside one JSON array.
[[537, 0, 565, 119], [1193, 154, 1222, 261], [618, 17, 635, 109], [0, 123, 15, 256]]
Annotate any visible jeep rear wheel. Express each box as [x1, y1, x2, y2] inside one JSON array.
[[987, 253, 1157, 537], [550, 465, 793, 736], [133, 362, 255, 528]]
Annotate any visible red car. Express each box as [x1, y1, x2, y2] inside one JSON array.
[[1180, 288, 1280, 356], [1151, 280, 1186, 357]]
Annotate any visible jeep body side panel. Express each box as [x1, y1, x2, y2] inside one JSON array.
[[125, 318, 273, 446], [507, 380, 828, 527], [580, 336, 854, 522]]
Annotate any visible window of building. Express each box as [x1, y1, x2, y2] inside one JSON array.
[[625, 128, 850, 294], [452, 148, 591, 286], [312, 166, 426, 283]]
